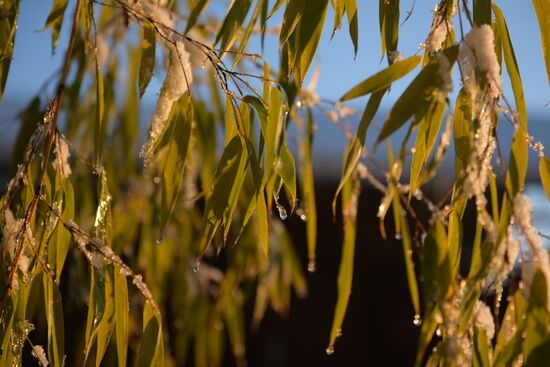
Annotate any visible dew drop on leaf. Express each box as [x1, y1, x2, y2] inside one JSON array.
[[394, 233, 402, 240], [413, 314, 422, 326], [277, 205, 287, 220], [325, 345, 335, 355], [153, 176, 162, 184], [336, 328, 342, 338], [156, 236, 163, 245], [307, 259, 317, 273]]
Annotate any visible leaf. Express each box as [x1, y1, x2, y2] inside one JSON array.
[[94, 55, 105, 167], [493, 4, 527, 131], [160, 101, 193, 235], [379, 0, 399, 60], [185, 0, 210, 34], [327, 172, 360, 352], [114, 267, 129, 367], [256, 189, 269, 256], [453, 89, 473, 179], [278, 145, 297, 210], [136, 307, 162, 367], [532, 0, 550, 84], [199, 136, 245, 254], [139, 21, 156, 98], [376, 46, 458, 144], [332, 90, 384, 214], [472, 327, 491, 367], [301, 110, 317, 267], [473, 0, 491, 26], [44, 0, 67, 51], [420, 220, 449, 311], [43, 276, 65, 367], [96, 266, 115, 366], [0, 1, 18, 100], [524, 270, 549, 362], [540, 156, 550, 201], [345, 0, 359, 57], [339, 55, 421, 101], [54, 178, 75, 282], [215, 0, 253, 51], [233, 0, 265, 67]]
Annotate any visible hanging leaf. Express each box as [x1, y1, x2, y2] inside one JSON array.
[[301, 110, 317, 269], [114, 266, 129, 367], [185, 0, 211, 34], [345, 0, 359, 57], [278, 145, 297, 210], [340, 55, 421, 101], [139, 21, 156, 98], [532, 0, 550, 84], [327, 172, 360, 353], [94, 55, 105, 167], [376, 46, 458, 144], [0, 0, 18, 100], [539, 156, 550, 202], [160, 101, 193, 236], [215, 0, 253, 51], [43, 276, 65, 367], [44, 0, 67, 52]]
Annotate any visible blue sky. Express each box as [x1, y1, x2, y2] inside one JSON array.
[[4, 0, 549, 111]]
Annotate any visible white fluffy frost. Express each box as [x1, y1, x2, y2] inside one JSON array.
[[473, 301, 495, 340], [463, 25, 501, 99], [514, 194, 550, 310], [427, 16, 451, 53], [53, 134, 71, 178], [32, 345, 49, 367]]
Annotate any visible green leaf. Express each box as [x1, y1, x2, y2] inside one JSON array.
[[44, 0, 67, 52], [540, 156, 550, 201], [420, 220, 449, 311], [94, 55, 105, 167], [345, 0, 359, 57], [340, 55, 421, 101], [453, 89, 473, 179], [376, 46, 458, 143], [215, 0, 253, 51], [532, 0, 550, 84], [0, 1, 18, 100], [525, 270, 549, 362], [278, 145, 297, 210], [43, 276, 65, 367], [301, 110, 317, 267], [160, 101, 193, 235], [472, 327, 491, 367], [256, 189, 269, 256], [233, 0, 265, 67], [136, 307, 162, 367], [114, 267, 129, 367], [327, 172, 360, 352], [493, 4, 527, 131], [139, 21, 156, 98], [379, 0, 399, 61], [184, 0, 210, 34], [473, 0, 491, 26], [333, 90, 384, 214], [96, 266, 115, 366]]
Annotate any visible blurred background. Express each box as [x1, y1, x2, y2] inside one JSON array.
[[1, 1, 549, 366]]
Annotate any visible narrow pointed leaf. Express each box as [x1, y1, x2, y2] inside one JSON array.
[[139, 21, 156, 98]]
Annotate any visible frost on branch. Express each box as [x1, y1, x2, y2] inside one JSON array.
[[463, 25, 501, 100], [513, 194, 550, 310], [53, 134, 71, 178], [140, 28, 193, 166]]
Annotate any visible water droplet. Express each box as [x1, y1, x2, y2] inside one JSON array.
[[436, 327, 442, 337], [277, 205, 287, 220], [413, 314, 422, 326], [153, 176, 162, 184], [296, 100, 303, 108], [193, 259, 200, 273], [325, 345, 334, 355], [394, 233, 402, 240], [336, 329, 342, 338], [156, 237, 163, 245], [307, 259, 317, 273], [410, 147, 417, 154], [296, 208, 307, 221]]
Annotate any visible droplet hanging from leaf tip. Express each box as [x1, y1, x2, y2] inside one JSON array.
[[413, 314, 422, 326], [156, 236, 163, 245], [277, 204, 287, 220], [394, 233, 402, 240], [307, 259, 317, 273], [336, 328, 342, 338], [325, 345, 335, 355], [153, 176, 162, 184], [193, 259, 200, 273], [296, 208, 307, 221]]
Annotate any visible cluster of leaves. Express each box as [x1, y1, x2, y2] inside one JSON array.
[[0, 0, 549, 366]]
